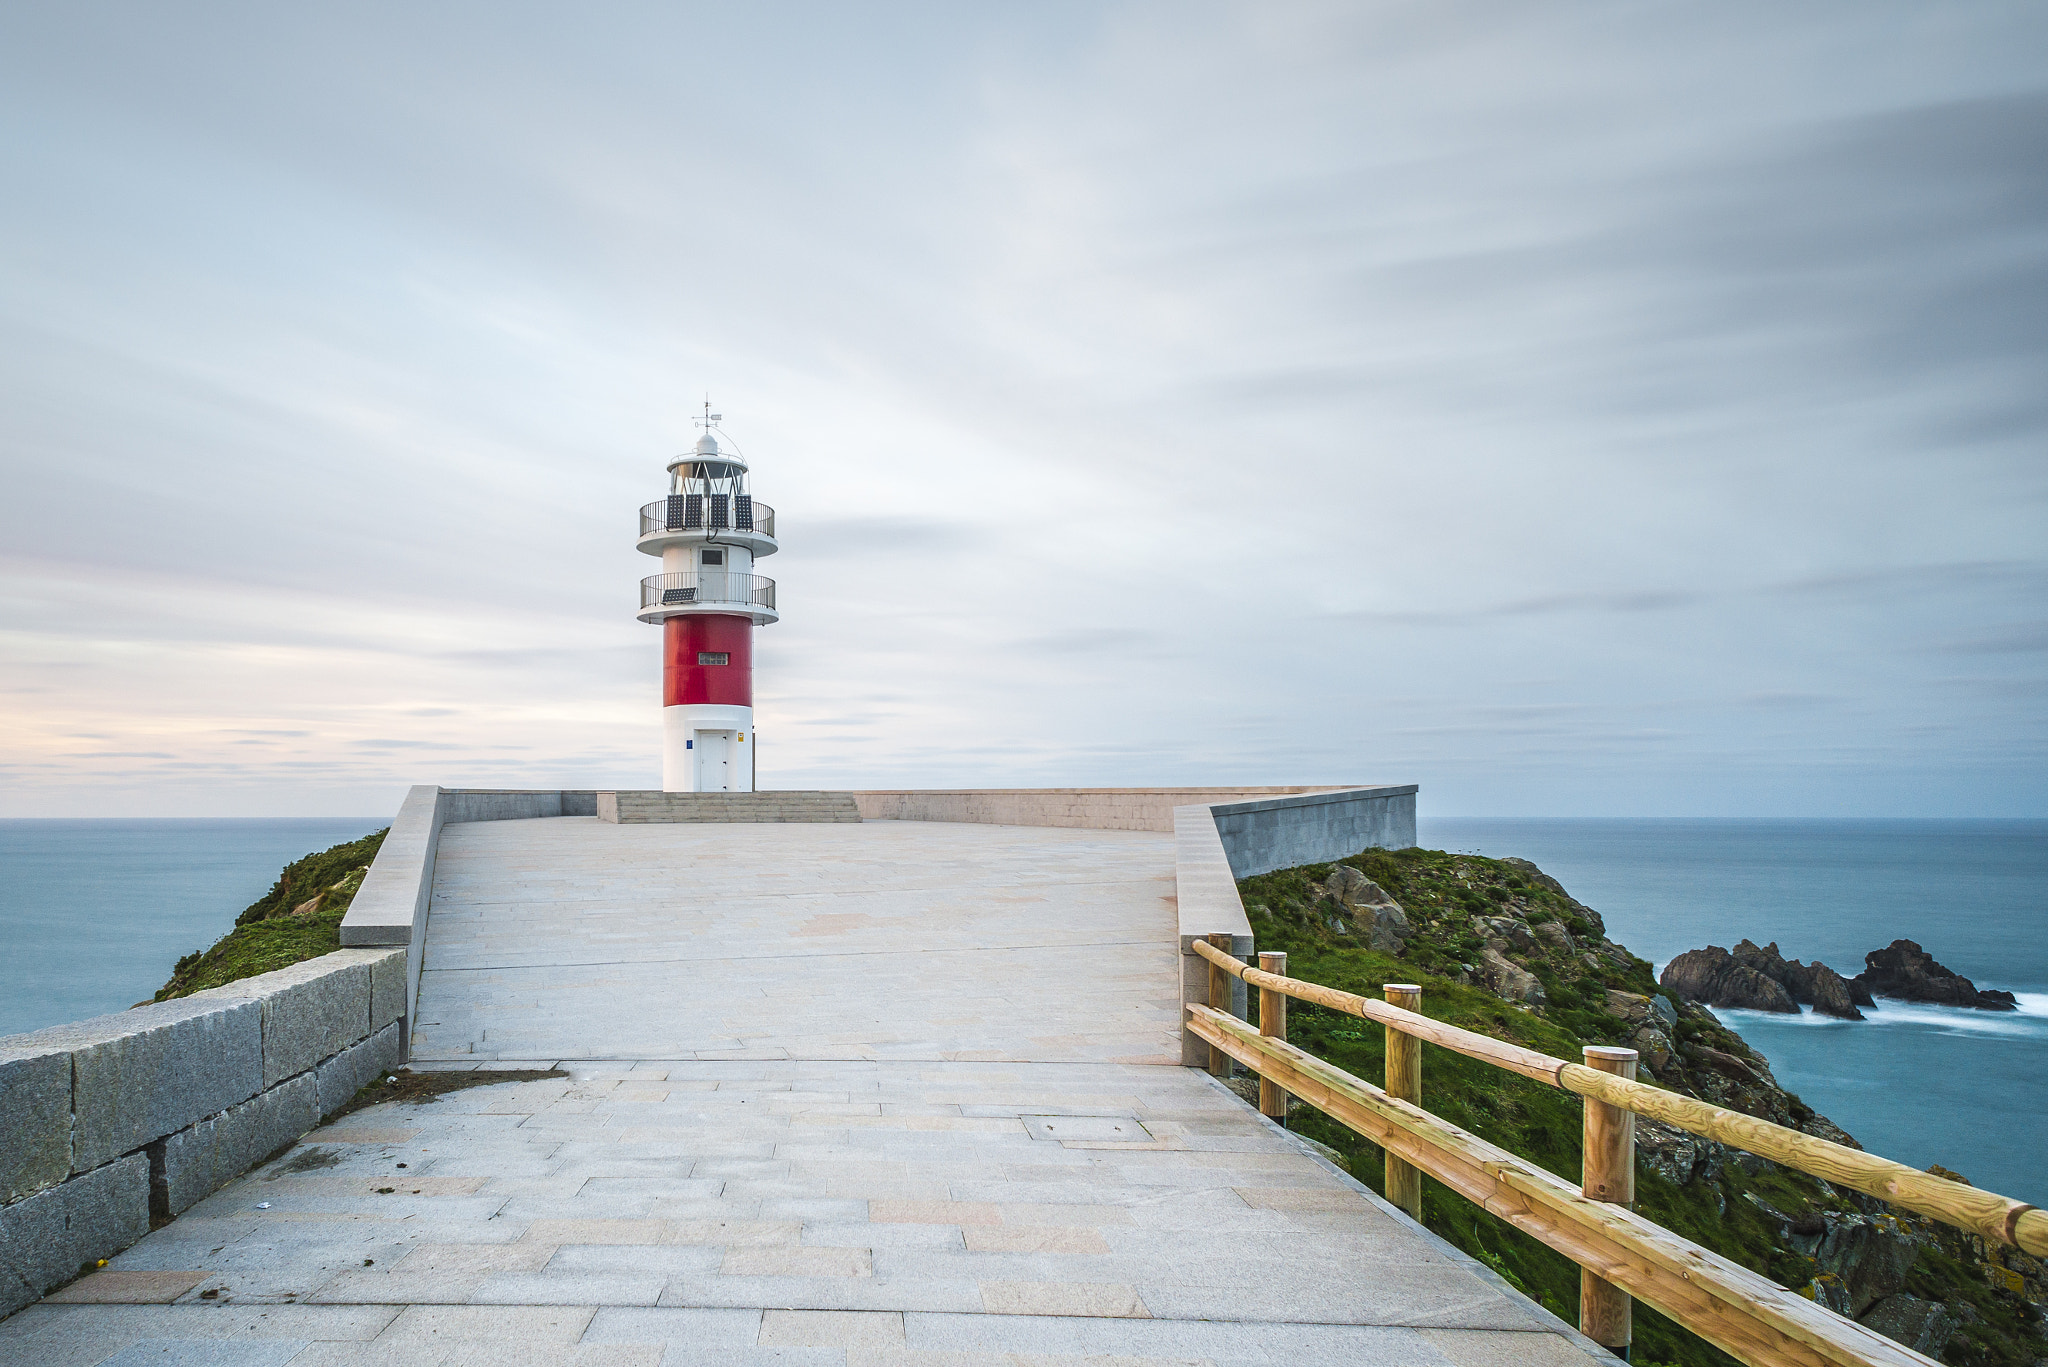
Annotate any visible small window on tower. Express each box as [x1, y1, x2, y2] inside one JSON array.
[[701, 549, 724, 565], [697, 651, 730, 666]]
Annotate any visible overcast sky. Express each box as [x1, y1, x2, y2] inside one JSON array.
[[1, 3, 2043, 818]]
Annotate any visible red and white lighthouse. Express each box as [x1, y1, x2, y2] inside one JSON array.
[[635, 408, 778, 792]]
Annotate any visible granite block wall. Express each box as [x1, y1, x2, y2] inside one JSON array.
[[0, 1156, 149, 1315], [0, 945, 407, 1318], [0, 1045, 71, 1205]]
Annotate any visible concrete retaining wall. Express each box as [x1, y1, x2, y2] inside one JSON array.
[[339, 787, 600, 1022], [0, 948, 405, 1317], [1210, 785, 1417, 878], [1172, 786, 1418, 1066]]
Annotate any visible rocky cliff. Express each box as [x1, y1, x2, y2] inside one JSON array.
[[153, 828, 388, 1001], [1236, 845, 2047, 1367]]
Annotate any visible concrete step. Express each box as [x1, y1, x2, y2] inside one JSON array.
[[599, 791, 864, 824]]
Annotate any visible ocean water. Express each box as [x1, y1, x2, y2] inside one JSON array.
[[0, 818, 386, 1038], [1420, 818, 2048, 1207]]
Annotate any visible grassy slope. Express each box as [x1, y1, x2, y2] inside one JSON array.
[[1239, 845, 2041, 1367], [153, 829, 389, 1000]]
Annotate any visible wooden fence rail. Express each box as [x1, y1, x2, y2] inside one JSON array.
[[1189, 937, 2045, 1367]]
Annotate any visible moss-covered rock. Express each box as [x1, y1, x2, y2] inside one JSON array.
[[154, 829, 388, 1001], [1240, 845, 2048, 1367]]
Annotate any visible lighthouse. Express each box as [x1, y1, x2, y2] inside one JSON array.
[[635, 407, 778, 792]]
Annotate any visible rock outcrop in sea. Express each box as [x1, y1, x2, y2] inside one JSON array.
[[1660, 939, 1867, 1019], [1660, 937, 2019, 1018], [1852, 939, 2019, 1011]]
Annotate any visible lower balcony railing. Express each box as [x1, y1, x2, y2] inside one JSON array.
[[639, 572, 776, 612]]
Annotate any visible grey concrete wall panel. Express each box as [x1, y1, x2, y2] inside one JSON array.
[[0, 1044, 72, 1205], [439, 790, 565, 823], [367, 947, 407, 1035], [315, 1023, 403, 1118], [851, 786, 1364, 833], [559, 790, 599, 816], [1210, 785, 1418, 879], [155, 1073, 317, 1217], [246, 957, 374, 1088], [0, 1154, 149, 1318], [1170, 787, 1418, 1062], [46, 996, 264, 1174]]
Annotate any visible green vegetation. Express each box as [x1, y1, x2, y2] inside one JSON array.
[[154, 829, 388, 1001], [1239, 845, 2045, 1367]]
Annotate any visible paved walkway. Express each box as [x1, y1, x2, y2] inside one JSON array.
[[2, 818, 1609, 1367]]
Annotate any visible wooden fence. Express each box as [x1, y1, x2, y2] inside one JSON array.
[[1188, 935, 2046, 1367]]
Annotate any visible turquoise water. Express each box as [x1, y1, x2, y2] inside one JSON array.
[[1421, 818, 2048, 1207], [3, 815, 2041, 1204], [0, 818, 385, 1038]]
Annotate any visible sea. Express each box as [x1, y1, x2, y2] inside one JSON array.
[[1, 815, 2041, 1204], [1421, 818, 2048, 1208], [0, 818, 386, 1039]]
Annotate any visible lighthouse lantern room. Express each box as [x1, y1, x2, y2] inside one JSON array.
[[635, 406, 778, 791]]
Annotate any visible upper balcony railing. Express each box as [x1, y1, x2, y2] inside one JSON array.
[[640, 497, 775, 538], [639, 572, 776, 613]]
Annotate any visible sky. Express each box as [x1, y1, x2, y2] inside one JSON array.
[[1, 2, 2043, 819]]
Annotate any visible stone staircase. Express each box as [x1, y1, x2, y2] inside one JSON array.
[[597, 790, 863, 824]]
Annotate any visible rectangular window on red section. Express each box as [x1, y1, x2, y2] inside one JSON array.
[[697, 652, 730, 666]]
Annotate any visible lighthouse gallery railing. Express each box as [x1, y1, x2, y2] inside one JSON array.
[[639, 572, 776, 611], [640, 498, 776, 538]]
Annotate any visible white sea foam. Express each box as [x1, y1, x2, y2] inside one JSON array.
[[1717, 996, 2048, 1038]]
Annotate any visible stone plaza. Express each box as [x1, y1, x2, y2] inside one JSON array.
[[1, 813, 1611, 1366]]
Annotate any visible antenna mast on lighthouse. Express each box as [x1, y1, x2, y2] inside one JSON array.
[[633, 405, 779, 791]]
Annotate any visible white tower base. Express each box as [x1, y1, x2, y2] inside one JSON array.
[[661, 704, 756, 793]]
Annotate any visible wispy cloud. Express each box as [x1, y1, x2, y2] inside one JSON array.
[[0, 3, 2041, 816]]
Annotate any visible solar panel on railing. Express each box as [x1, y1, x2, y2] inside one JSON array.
[[709, 494, 729, 528], [735, 495, 753, 531], [661, 587, 696, 604], [683, 494, 703, 528], [665, 495, 688, 531]]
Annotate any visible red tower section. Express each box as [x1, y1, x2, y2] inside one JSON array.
[[662, 614, 754, 708]]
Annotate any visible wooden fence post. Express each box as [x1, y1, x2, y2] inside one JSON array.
[[1581, 1045, 1639, 1357], [1383, 984, 1423, 1221], [1205, 933, 1234, 1077], [1257, 951, 1288, 1121]]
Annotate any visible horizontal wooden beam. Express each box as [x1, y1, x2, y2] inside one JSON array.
[[1189, 1005, 1938, 1367], [1188, 940, 2044, 1257]]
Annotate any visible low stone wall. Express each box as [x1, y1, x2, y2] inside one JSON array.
[[1173, 804, 1256, 1066], [849, 786, 1358, 832], [0, 948, 405, 1317], [338, 787, 598, 1021]]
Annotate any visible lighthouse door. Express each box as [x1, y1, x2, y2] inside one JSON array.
[[695, 731, 733, 791]]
